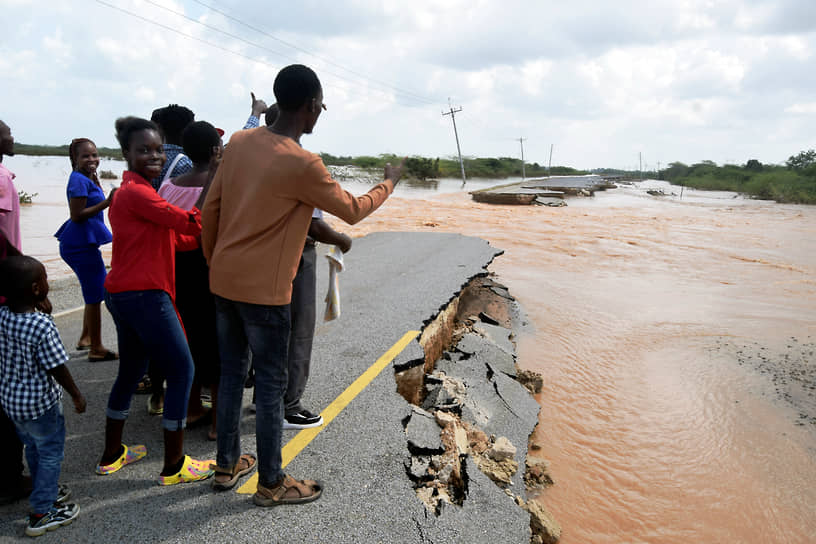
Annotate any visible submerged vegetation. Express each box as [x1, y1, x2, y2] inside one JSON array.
[[18, 190, 38, 204]]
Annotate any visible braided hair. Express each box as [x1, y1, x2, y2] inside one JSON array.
[[68, 138, 95, 169], [150, 104, 195, 144]]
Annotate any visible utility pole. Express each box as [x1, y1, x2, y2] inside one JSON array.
[[442, 100, 466, 185], [547, 143, 554, 177], [639, 152, 643, 180], [518, 137, 527, 180]]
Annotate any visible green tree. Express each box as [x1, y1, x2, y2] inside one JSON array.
[[405, 157, 436, 180], [745, 159, 763, 172], [786, 149, 816, 171], [662, 162, 690, 181]]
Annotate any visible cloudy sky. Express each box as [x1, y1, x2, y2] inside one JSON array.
[[1, 0, 815, 170]]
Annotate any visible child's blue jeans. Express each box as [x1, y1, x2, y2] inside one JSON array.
[[13, 402, 65, 514]]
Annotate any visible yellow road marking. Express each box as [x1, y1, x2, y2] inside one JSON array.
[[236, 330, 420, 494], [53, 303, 100, 319]]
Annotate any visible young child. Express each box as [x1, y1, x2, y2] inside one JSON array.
[[0, 255, 86, 537]]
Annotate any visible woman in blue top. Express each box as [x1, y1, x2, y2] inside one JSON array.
[[55, 138, 117, 361]]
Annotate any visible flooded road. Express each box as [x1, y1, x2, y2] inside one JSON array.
[[11, 154, 816, 543]]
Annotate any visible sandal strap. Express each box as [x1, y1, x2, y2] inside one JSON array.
[[237, 453, 255, 470], [213, 453, 255, 477], [272, 475, 313, 500]]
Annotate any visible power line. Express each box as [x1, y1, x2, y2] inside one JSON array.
[[140, 0, 438, 106], [94, 0, 436, 107], [141, 0, 291, 61], [191, 0, 440, 106], [144, 0, 436, 106], [94, 0, 280, 69]]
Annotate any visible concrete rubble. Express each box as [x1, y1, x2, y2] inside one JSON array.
[[470, 175, 617, 205], [398, 276, 558, 543]]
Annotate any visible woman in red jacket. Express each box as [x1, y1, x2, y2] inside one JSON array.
[[96, 116, 214, 486]]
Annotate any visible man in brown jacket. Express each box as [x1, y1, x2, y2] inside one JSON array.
[[201, 64, 404, 504]]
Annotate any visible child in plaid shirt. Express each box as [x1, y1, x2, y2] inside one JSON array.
[[0, 256, 86, 537]]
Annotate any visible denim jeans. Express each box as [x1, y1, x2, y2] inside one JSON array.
[[13, 402, 65, 514], [215, 295, 289, 488], [105, 290, 194, 431], [285, 245, 317, 416]]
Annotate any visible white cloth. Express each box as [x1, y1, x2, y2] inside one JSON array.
[[324, 245, 344, 321]]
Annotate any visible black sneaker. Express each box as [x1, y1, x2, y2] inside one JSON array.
[[283, 409, 323, 429], [56, 484, 71, 504], [25, 502, 80, 537]]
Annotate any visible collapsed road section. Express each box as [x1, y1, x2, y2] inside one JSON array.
[[395, 276, 560, 544]]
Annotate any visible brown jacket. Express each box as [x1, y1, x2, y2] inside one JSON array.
[[201, 128, 393, 306]]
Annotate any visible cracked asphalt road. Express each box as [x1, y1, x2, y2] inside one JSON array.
[[1, 232, 535, 543]]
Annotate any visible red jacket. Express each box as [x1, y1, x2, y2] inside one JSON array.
[[104, 171, 201, 300]]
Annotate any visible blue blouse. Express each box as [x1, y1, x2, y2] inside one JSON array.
[[54, 171, 113, 247]]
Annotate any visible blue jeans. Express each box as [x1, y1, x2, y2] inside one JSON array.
[[215, 295, 289, 487], [105, 290, 194, 430], [13, 402, 65, 514]]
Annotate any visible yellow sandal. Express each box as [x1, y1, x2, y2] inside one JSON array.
[[158, 455, 215, 486], [95, 444, 147, 475]]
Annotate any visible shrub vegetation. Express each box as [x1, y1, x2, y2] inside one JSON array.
[[320, 153, 585, 180], [660, 150, 816, 204]]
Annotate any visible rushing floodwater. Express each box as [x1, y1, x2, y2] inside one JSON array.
[[9, 155, 816, 543]]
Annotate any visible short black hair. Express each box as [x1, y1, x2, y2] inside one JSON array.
[[0, 255, 45, 304], [273, 65, 322, 112], [151, 104, 195, 142], [264, 104, 280, 126], [114, 117, 159, 153], [68, 138, 95, 168], [182, 121, 221, 165]]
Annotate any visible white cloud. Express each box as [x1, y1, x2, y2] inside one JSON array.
[[785, 103, 816, 114], [1, 0, 815, 169]]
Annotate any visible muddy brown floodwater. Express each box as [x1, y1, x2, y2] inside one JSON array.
[[339, 184, 816, 544]]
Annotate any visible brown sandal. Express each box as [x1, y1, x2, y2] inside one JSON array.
[[253, 475, 323, 507], [211, 453, 256, 491]]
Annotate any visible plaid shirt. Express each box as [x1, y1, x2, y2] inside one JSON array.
[[0, 307, 67, 421], [244, 115, 260, 129], [152, 144, 194, 190]]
